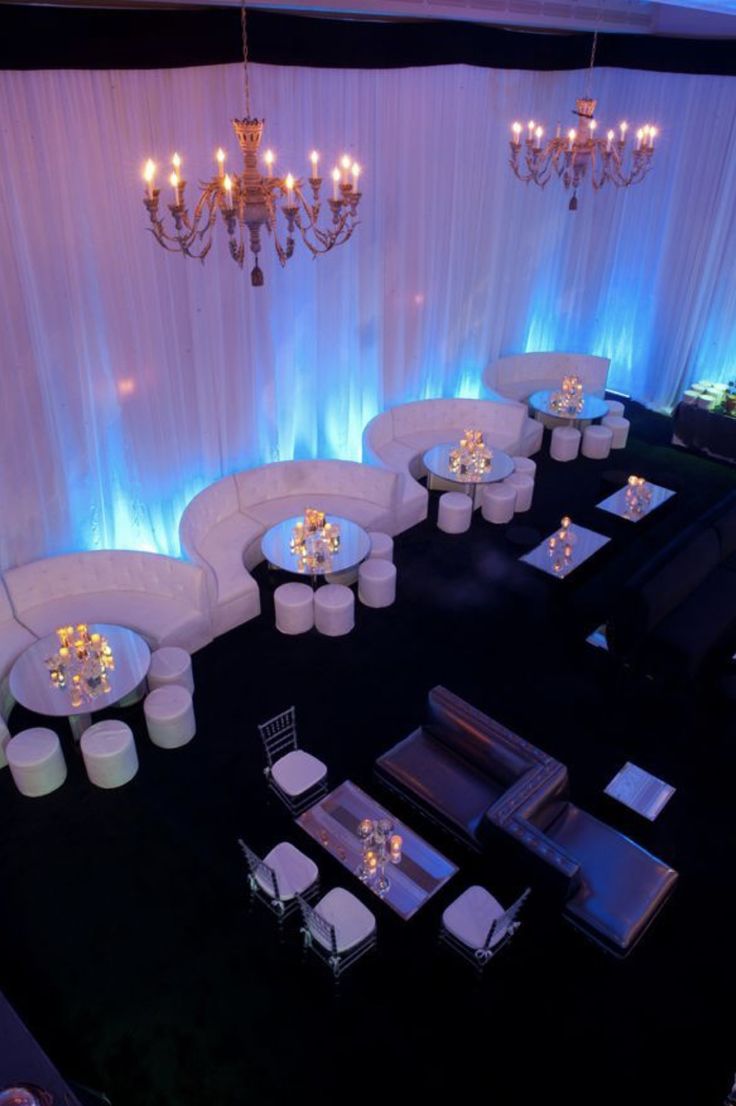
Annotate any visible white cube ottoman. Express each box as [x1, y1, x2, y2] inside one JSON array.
[[7, 728, 67, 797], [511, 456, 537, 480], [582, 424, 613, 460], [550, 426, 581, 462], [314, 584, 355, 636], [368, 531, 394, 562], [358, 559, 397, 608], [148, 646, 194, 694], [81, 719, 139, 789], [438, 492, 473, 534], [606, 399, 626, 418], [602, 415, 630, 449], [144, 685, 196, 749], [503, 472, 535, 513], [274, 582, 314, 635]]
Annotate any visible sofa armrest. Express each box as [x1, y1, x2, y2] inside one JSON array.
[[487, 762, 580, 885]]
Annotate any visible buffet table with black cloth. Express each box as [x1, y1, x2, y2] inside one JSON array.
[[376, 687, 678, 955], [672, 401, 736, 463], [0, 989, 83, 1104]]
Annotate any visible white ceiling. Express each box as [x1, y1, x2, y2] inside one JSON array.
[[21, 0, 736, 36]]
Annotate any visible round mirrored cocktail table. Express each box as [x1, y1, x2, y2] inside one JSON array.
[[9, 623, 151, 741], [260, 515, 371, 583], [423, 442, 515, 497], [528, 389, 609, 427]]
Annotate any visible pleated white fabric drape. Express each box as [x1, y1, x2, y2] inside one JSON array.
[[1, 60, 735, 568]]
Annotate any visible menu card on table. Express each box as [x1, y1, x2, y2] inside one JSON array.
[[604, 762, 675, 821]]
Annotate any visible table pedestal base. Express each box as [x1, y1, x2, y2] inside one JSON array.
[[69, 713, 92, 743]]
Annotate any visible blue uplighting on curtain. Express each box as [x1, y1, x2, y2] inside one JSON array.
[[1, 61, 736, 569]]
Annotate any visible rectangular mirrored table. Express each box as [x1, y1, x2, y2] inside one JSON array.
[[520, 524, 610, 579], [596, 481, 675, 522], [297, 780, 457, 920]]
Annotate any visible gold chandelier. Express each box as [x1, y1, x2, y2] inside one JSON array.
[[509, 33, 657, 210], [141, 3, 362, 285]]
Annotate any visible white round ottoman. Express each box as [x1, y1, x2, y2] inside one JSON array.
[[582, 424, 613, 460], [503, 472, 534, 513], [481, 483, 516, 524], [511, 456, 537, 480], [438, 492, 473, 534], [144, 685, 196, 749], [7, 728, 67, 797], [606, 399, 626, 418], [550, 426, 581, 462], [314, 584, 355, 636], [81, 719, 139, 789], [148, 646, 194, 694], [274, 582, 314, 635], [358, 559, 397, 608], [368, 531, 394, 562], [602, 415, 630, 449]]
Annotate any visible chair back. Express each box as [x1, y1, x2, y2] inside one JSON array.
[[297, 894, 337, 955], [237, 837, 281, 899], [482, 887, 531, 956], [258, 706, 298, 769]]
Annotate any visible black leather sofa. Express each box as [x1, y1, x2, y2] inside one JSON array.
[[376, 686, 678, 956], [605, 490, 736, 683]]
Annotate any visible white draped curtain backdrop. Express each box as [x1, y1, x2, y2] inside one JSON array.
[[1, 59, 735, 568]]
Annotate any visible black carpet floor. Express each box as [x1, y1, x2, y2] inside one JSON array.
[[2, 404, 736, 1106]]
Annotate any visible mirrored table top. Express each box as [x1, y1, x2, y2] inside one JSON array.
[[298, 780, 457, 920], [528, 390, 609, 422], [260, 515, 371, 577], [9, 623, 150, 718], [520, 523, 610, 579], [423, 443, 515, 485], [596, 481, 675, 522]]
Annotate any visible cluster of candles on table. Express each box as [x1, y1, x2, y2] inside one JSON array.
[[623, 475, 653, 516], [357, 817, 403, 896], [550, 375, 585, 416], [547, 516, 577, 575], [448, 429, 493, 478], [44, 624, 114, 707], [289, 508, 341, 573]]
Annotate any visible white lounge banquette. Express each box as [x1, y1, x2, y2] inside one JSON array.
[[361, 397, 539, 522], [179, 460, 404, 637], [3, 551, 213, 656], [484, 352, 611, 403]]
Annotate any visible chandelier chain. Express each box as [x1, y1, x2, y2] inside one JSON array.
[[241, 0, 251, 120]]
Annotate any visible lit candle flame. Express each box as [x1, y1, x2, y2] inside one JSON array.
[[351, 162, 361, 180], [143, 159, 156, 184], [172, 152, 181, 171]]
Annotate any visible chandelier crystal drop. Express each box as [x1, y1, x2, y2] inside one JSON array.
[[508, 35, 657, 210], [141, 4, 362, 285]]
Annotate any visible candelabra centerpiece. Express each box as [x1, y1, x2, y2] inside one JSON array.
[[44, 624, 115, 708], [547, 516, 577, 575], [289, 509, 341, 573], [550, 374, 585, 416], [509, 80, 657, 210], [449, 429, 493, 478], [141, 3, 362, 286], [357, 817, 403, 896], [624, 475, 653, 516]]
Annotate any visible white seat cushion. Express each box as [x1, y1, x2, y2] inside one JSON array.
[[0, 621, 37, 683], [442, 885, 505, 950], [271, 749, 327, 798], [258, 840, 319, 901], [311, 887, 376, 953], [17, 594, 207, 653]]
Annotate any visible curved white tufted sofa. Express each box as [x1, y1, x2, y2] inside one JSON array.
[[0, 577, 37, 748], [179, 460, 403, 637], [3, 551, 213, 656], [484, 353, 611, 403], [361, 397, 536, 523]]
